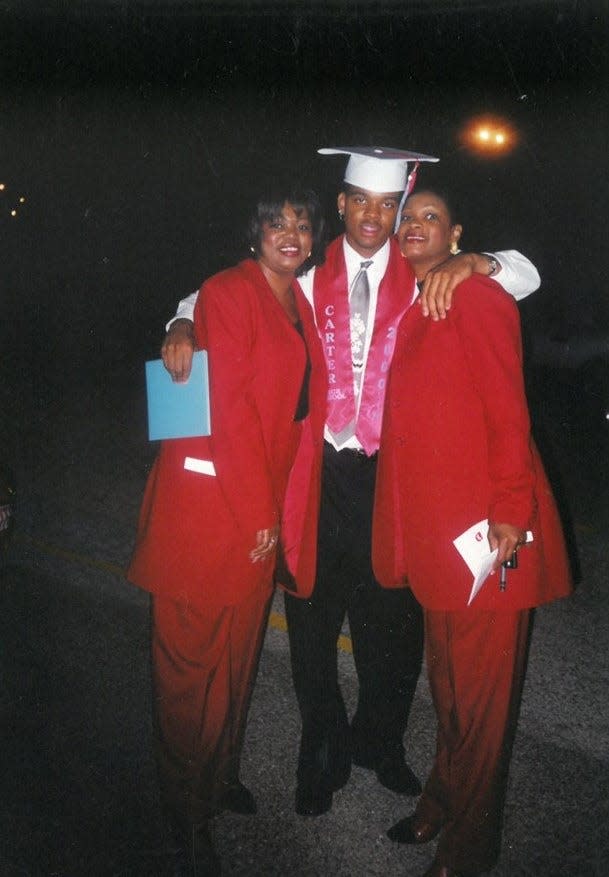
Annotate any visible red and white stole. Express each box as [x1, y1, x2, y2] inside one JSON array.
[[313, 236, 417, 455]]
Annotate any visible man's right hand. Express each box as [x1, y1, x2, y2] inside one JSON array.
[[161, 318, 195, 382]]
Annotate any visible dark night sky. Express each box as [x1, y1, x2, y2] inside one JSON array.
[[1, 1, 608, 356]]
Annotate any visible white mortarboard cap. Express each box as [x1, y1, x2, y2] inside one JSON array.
[[318, 146, 439, 194]]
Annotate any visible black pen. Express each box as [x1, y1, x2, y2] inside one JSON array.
[[500, 551, 518, 592], [499, 563, 507, 592]]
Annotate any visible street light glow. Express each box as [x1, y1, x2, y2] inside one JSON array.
[[459, 114, 519, 158]]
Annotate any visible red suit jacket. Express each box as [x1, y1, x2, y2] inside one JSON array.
[[372, 275, 572, 611], [128, 260, 327, 607]]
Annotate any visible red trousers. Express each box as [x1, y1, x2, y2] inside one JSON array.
[[416, 608, 531, 873], [151, 588, 273, 823]]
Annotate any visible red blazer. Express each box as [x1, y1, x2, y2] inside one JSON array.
[[128, 260, 327, 607], [372, 275, 572, 611]]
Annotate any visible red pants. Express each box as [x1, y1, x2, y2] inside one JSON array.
[[417, 608, 531, 873], [151, 588, 273, 823]]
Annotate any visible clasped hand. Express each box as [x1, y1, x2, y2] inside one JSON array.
[[488, 521, 527, 571], [419, 253, 493, 320], [250, 525, 280, 563], [161, 319, 196, 382]]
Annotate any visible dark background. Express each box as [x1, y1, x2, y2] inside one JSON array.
[[1, 0, 608, 518], [1, 5, 608, 874]]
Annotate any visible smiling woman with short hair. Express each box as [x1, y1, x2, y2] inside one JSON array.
[[128, 187, 328, 876], [374, 188, 573, 877]]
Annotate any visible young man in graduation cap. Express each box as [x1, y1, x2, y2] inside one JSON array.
[[160, 146, 541, 818]]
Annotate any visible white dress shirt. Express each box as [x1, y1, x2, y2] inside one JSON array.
[[168, 246, 540, 451], [169, 248, 539, 328]]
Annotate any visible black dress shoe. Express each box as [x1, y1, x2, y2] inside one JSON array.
[[353, 748, 422, 796], [220, 781, 257, 814], [376, 754, 422, 795], [387, 813, 442, 844], [295, 780, 333, 816]]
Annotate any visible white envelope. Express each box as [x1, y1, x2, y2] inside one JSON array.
[[452, 519, 533, 606]]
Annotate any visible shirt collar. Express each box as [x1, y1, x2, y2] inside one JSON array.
[[342, 236, 391, 283]]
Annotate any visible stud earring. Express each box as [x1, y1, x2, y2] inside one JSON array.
[[450, 241, 460, 255], [338, 211, 345, 221], [250, 246, 256, 254]]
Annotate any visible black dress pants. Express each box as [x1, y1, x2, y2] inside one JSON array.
[[284, 442, 423, 790]]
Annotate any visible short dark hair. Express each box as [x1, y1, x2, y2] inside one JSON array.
[[246, 188, 326, 275]]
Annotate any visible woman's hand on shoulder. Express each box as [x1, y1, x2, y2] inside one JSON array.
[[250, 524, 280, 563], [419, 253, 492, 320]]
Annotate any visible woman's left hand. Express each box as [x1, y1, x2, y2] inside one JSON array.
[[419, 252, 495, 320], [488, 521, 527, 569], [250, 524, 280, 563]]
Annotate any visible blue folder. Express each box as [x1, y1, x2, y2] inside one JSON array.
[[145, 350, 211, 441]]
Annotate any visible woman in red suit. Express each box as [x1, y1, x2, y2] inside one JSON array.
[[128, 188, 327, 875], [373, 189, 572, 877]]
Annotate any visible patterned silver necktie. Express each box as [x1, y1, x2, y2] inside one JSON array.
[[350, 259, 373, 381], [330, 259, 373, 446]]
